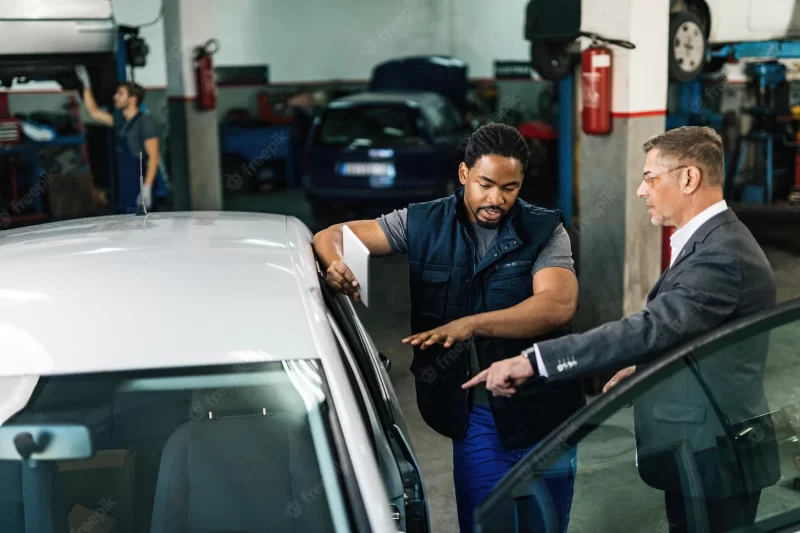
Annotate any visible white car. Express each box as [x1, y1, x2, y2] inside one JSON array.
[[0, 212, 429, 533], [2, 211, 799, 533], [524, 0, 800, 82]]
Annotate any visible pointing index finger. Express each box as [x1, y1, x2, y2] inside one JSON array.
[[462, 369, 489, 389]]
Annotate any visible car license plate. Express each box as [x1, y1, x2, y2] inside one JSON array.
[[336, 162, 396, 177], [369, 175, 395, 188]]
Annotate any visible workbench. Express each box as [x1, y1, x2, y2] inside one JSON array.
[[1, 133, 87, 223]]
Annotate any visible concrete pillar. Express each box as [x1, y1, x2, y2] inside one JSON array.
[[573, 0, 670, 331], [162, 0, 222, 211]]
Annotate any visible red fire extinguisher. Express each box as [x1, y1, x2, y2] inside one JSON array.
[[194, 39, 220, 111], [581, 43, 613, 135]]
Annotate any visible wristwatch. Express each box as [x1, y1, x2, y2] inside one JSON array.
[[521, 346, 538, 377]]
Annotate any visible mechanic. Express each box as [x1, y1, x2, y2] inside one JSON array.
[[75, 66, 166, 212], [312, 122, 586, 533], [465, 126, 780, 533]]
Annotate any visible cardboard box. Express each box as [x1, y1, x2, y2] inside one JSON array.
[[68, 504, 118, 533], [59, 449, 137, 533]]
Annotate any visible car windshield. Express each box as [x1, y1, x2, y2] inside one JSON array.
[[315, 104, 424, 147], [0, 360, 348, 533]]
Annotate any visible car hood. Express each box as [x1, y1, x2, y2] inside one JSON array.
[[368, 55, 468, 110]]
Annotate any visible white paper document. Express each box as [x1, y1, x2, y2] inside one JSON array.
[[342, 224, 370, 307]]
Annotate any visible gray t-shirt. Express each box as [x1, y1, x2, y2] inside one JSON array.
[[376, 208, 575, 405], [115, 111, 159, 157]]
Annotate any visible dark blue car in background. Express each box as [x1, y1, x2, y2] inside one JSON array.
[[302, 56, 473, 223]]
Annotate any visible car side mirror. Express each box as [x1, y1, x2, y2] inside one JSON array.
[[379, 352, 392, 373]]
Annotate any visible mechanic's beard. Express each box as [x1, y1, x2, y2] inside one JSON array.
[[465, 196, 504, 229], [476, 206, 505, 229]]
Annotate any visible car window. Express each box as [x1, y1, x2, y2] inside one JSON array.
[[475, 300, 800, 533], [421, 97, 462, 137], [314, 104, 424, 147], [0, 361, 352, 533]]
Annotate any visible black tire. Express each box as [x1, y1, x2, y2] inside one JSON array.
[[669, 11, 708, 83], [530, 41, 578, 82]]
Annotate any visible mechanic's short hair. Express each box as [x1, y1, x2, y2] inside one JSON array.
[[119, 82, 146, 107], [464, 122, 530, 173], [643, 126, 725, 187]]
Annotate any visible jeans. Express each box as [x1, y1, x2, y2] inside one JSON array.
[[452, 405, 577, 533]]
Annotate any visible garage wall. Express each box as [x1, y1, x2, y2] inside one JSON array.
[[6, 0, 530, 92], [146, 0, 530, 86]]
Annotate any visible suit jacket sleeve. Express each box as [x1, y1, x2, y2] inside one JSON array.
[[535, 248, 743, 381]]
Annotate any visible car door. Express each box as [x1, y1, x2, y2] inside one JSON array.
[[474, 297, 800, 533], [321, 280, 431, 533]]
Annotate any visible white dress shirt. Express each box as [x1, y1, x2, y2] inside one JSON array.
[[530, 200, 729, 378], [668, 199, 728, 266]]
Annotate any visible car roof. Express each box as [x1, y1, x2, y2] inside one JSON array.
[[0, 212, 329, 378], [328, 90, 449, 109]]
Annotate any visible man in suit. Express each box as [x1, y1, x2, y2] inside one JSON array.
[[463, 126, 780, 533]]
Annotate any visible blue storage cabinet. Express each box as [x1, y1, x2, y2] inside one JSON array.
[[219, 123, 295, 191]]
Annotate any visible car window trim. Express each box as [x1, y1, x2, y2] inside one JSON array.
[[338, 295, 394, 406], [336, 294, 416, 456], [327, 310, 410, 528], [477, 297, 800, 517], [321, 280, 396, 434], [315, 349, 373, 533], [327, 311, 384, 456]]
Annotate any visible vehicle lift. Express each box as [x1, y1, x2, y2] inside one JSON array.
[[707, 41, 800, 207], [110, 25, 153, 212]]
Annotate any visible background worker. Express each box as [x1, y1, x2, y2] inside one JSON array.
[[312, 123, 586, 533], [75, 66, 166, 212], [465, 126, 780, 533]]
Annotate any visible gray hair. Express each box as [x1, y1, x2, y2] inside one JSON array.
[[642, 126, 725, 187]]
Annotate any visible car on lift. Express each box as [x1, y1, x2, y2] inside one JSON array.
[[302, 56, 472, 225], [0, 0, 120, 101], [525, 0, 800, 83], [0, 212, 429, 533]]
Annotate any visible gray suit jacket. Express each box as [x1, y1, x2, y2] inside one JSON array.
[[536, 208, 780, 497]]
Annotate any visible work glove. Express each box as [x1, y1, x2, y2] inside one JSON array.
[[137, 184, 153, 210], [75, 66, 91, 90]]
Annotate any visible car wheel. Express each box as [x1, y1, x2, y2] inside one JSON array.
[[530, 40, 578, 82], [669, 11, 708, 83]]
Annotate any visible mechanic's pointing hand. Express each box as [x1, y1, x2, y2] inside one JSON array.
[[325, 259, 361, 302], [462, 354, 535, 398], [402, 317, 475, 349]]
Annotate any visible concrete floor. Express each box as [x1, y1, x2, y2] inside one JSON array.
[[227, 189, 800, 533]]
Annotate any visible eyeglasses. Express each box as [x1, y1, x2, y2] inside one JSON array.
[[642, 165, 688, 187]]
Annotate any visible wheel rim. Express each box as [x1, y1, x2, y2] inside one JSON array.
[[673, 21, 705, 73]]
